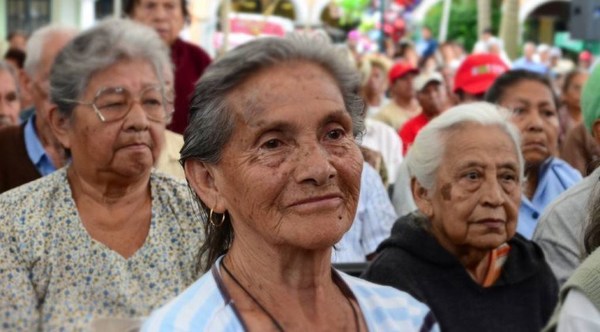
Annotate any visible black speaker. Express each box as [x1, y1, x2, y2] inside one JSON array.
[[570, 0, 600, 41]]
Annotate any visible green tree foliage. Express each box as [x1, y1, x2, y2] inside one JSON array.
[[423, 0, 502, 52]]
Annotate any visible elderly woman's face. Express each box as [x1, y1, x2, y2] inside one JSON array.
[[419, 124, 521, 252], [202, 62, 363, 250], [59, 59, 166, 178], [499, 79, 559, 167], [131, 0, 185, 46]]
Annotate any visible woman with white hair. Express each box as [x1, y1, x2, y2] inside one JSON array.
[[363, 102, 558, 332]]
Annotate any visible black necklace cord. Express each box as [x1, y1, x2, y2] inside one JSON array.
[[220, 260, 361, 332]]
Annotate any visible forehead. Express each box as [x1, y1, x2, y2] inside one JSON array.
[[85, 59, 159, 93], [0, 70, 17, 88], [227, 61, 344, 121], [440, 124, 518, 169], [136, 0, 180, 6], [502, 80, 553, 104]]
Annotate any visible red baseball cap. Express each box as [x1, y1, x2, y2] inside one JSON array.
[[453, 53, 509, 95], [580, 51, 592, 61], [388, 62, 419, 85]]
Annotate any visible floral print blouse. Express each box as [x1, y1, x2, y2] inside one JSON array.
[[0, 168, 205, 331]]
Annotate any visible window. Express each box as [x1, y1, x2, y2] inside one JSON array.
[[6, 0, 52, 35]]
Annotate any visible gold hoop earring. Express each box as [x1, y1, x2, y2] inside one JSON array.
[[209, 208, 226, 227]]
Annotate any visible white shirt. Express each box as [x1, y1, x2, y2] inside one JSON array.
[[558, 289, 600, 332], [331, 163, 398, 263], [361, 118, 403, 183]]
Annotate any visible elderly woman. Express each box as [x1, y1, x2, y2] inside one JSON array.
[[0, 19, 204, 330], [363, 103, 558, 332], [0, 60, 21, 127], [142, 35, 437, 331], [485, 70, 582, 239]]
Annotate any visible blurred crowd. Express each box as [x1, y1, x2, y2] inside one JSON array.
[[2, 1, 600, 331]]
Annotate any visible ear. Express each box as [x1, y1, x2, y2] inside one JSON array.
[[593, 120, 600, 145], [411, 177, 433, 218], [48, 105, 72, 149], [184, 159, 227, 213]]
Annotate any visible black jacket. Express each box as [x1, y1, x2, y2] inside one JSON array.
[[362, 213, 558, 332]]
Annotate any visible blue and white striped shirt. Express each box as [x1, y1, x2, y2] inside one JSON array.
[[141, 257, 438, 332]]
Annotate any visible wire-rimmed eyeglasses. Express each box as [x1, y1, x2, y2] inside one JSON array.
[[62, 85, 174, 123]]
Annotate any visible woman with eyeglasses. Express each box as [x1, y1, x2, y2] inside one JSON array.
[[0, 19, 204, 331]]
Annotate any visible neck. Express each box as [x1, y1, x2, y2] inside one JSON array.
[[226, 238, 333, 290], [67, 165, 151, 208], [524, 164, 540, 200], [568, 106, 582, 121], [393, 95, 414, 108]]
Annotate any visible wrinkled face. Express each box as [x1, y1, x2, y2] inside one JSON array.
[[499, 79, 559, 167], [207, 62, 363, 250], [392, 73, 416, 100], [0, 69, 21, 127], [417, 81, 447, 117], [131, 0, 185, 45], [563, 73, 588, 112], [418, 124, 521, 253], [58, 59, 166, 179]]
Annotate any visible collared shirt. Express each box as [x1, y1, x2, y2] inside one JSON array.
[[141, 256, 439, 332], [23, 114, 57, 176], [518, 157, 582, 239], [361, 118, 403, 182], [332, 163, 398, 263]]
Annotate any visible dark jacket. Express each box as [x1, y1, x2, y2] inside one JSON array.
[[362, 213, 559, 332], [0, 124, 40, 193]]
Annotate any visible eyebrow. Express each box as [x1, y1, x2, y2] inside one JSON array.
[[456, 160, 519, 171], [249, 109, 349, 134]]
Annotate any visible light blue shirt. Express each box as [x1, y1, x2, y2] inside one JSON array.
[[518, 158, 582, 239], [512, 57, 549, 75], [24, 114, 57, 176], [332, 162, 397, 263], [141, 256, 439, 332]]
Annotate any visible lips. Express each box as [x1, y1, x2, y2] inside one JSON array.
[[475, 219, 506, 230], [288, 194, 344, 213], [522, 140, 547, 151]]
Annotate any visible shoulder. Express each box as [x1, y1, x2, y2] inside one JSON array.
[[150, 171, 201, 220], [142, 271, 226, 332], [548, 158, 583, 184], [173, 38, 211, 64], [0, 168, 67, 208], [341, 273, 434, 330]]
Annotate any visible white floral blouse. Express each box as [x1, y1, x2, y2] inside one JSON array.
[[0, 168, 205, 331]]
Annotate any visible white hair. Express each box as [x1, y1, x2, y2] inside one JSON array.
[[405, 102, 524, 190], [23, 24, 78, 77]]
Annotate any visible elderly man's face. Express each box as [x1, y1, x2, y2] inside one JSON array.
[[0, 69, 21, 127], [499, 79, 559, 167], [199, 62, 363, 251], [416, 124, 521, 253], [131, 0, 185, 46]]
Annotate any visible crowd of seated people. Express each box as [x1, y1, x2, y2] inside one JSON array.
[[3, 7, 600, 330]]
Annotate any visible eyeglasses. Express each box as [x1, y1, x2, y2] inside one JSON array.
[[63, 85, 174, 123]]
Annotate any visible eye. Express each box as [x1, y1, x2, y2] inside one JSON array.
[[500, 171, 518, 183], [463, 171, 480, 181], [261, 138, 283, 150], [511, 107, 525, 115], [542, 109, 556, 117], [325, 128, 345, 141], [143, 98, 163, 107]]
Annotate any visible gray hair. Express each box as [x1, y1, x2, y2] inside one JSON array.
[[50, 18, 171, 117], [0, 60, 20, 96], [24, 24, 78, 77], [181, 34, 364, 165], [405, 102, 524, 190], [181, 34, 365, 270]]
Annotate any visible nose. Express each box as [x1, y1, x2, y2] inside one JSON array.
[[481, 176, 505, 207], [293, 142, 336, 186], [524, 109, 544, 132], [123, 101, 150, 132]]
